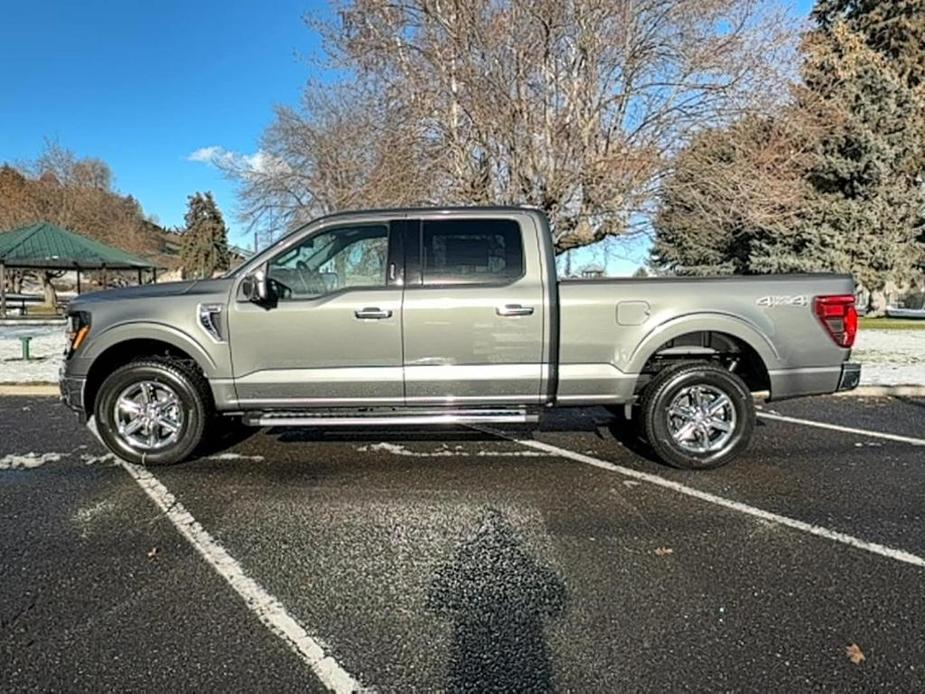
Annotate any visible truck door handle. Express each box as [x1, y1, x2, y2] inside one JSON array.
[[354, 307, 392, 320], [496, 304, 534, 317]]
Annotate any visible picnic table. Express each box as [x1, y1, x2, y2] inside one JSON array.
[[1, 294, 69, 316]]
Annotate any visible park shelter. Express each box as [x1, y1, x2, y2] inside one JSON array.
[[0, 222, 159, 316]]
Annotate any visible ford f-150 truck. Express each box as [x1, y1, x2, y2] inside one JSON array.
[[60, 207, 861, 469]]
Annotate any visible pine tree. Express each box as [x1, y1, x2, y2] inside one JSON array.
[[790, 19, 925, 300], [812, 0, 925, 89], [180, 192, 230, 279], [813, 0, 925, 282]]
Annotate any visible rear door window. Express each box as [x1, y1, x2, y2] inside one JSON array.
[[420, 219, 523, 285]]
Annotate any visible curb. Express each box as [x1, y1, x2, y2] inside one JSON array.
[[0, 319, 66, 326], [0, 384, 59, 396], [751, 386, 925, 398], [837, 385, 925, 397], [1, 384, 924, 399]]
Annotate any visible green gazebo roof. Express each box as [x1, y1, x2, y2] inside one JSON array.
[[0, 222, 155, 270]]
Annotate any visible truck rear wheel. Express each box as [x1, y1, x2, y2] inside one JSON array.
[[640, 361, 755, 470], [95, 358, 210, 466]]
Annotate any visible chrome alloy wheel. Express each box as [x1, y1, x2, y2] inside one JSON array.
[[113, 380, 185, 451], [666, 384, 736, 454]]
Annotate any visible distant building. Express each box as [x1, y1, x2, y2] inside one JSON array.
[[580, 264, 605, 279], [228, 245, 253, 267]]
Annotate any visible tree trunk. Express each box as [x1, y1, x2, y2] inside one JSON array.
[[866, 289, 888, 317], [42, 271, 58, 307]]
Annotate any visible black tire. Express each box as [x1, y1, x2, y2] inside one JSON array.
[[640, 361, 755, 470], [95, 358, 211, 466]]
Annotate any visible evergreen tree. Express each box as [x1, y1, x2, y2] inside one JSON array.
[[786, 20, 925, 297], [180, 192, 230, 279], [652, 2, 925, 309], [812, 0, 925, 89]]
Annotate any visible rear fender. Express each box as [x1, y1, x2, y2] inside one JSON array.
[[626, 312, 781, 375]]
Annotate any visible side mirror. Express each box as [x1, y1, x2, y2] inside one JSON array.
[[241, 268, 268, 303]]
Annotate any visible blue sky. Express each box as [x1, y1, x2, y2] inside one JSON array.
[[1, 0, 815, 271], [0, 0, 329, 249]]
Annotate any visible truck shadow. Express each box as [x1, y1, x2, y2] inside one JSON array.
[[249, 407, 679, 467], [427, 508, 566, 692], [894, 395, 925, 410], [264, 407, 616, 446], [222, 406, 729, 469], [270, 427, 504, 445], [527, 406, 668, 466], [193, 418, 261, 457]]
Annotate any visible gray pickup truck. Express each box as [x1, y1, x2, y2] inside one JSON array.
[[60, 207, 860, 469]]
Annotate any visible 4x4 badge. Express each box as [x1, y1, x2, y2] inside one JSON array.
[[756, 295, 809, 307]]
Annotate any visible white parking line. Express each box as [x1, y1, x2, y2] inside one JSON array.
[[118, 460, 362, 693], [477, 428, 925, 570], [757, 412, 925, 446]]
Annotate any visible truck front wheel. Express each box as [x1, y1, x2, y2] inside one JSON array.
[[640, 361, 755, 470], [95, 358, 210, 466]]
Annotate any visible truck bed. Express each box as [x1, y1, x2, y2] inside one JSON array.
[[555, 274, 856, 403]]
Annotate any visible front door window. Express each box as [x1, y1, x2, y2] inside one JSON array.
[[267, 225, 389, 300]]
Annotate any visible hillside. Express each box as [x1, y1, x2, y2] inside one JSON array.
[[0, 160, 179, 269]]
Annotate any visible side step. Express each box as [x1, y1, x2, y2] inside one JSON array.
[[242, 408, 539, 427]]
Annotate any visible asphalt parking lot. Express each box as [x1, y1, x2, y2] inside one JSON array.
[[1, 395, 923, 691]]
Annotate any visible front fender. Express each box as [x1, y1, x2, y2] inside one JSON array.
[[81, 321, 221, 377], [625, 312, 781, 375]]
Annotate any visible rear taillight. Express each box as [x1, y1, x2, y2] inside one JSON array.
[[814, 295, 857, 348]]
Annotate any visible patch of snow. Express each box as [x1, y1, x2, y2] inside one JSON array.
[[475, 449, 546, 457], [357, 442, 546, 457], [0, 452, 63, 470], [79, 453, 118, 466], [73, 499, 115, 523], [0, 451, 115, 471], [0, 325, 65, 383], [854, 330, 925, 386], [205, 452, 266, 461]]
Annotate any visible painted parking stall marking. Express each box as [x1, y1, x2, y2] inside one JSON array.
[[118, 459, 363, 693], [476, 427, 925, 570], [757, 411, 925, 446]]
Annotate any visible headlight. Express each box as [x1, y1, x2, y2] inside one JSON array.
[[66, 311, 91, 356]]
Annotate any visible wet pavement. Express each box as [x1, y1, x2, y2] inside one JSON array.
[[1, 395, 923, 691]]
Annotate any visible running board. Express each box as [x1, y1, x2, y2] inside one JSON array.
[[242, 408, 538, 427]]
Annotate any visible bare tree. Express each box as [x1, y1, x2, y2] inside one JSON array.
[[227, 0, 795, 251], [225, 85, 437, 242], [651, 103, 831, 274], [3, 141, 156, 254]]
